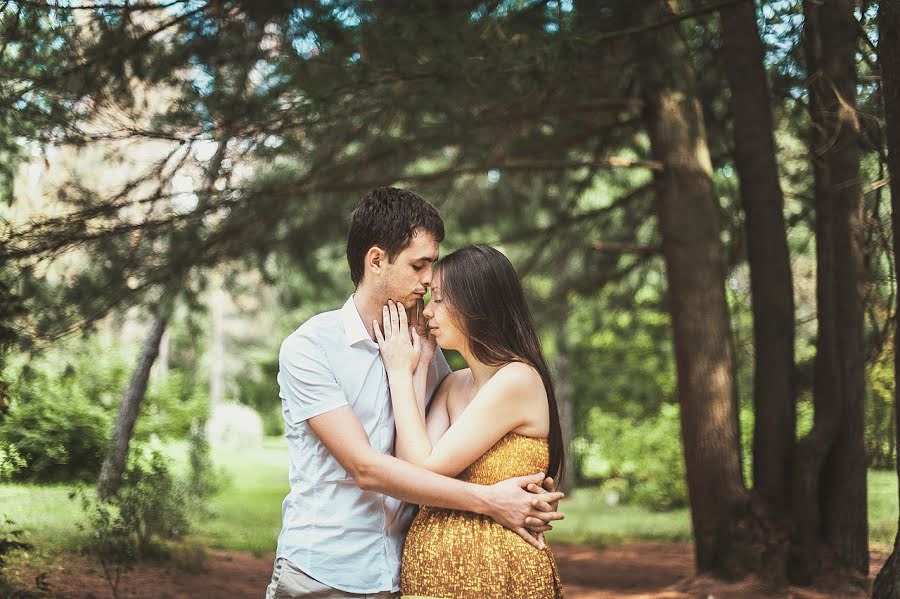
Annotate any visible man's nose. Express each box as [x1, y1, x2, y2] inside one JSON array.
[[422, 269, 434, 287]]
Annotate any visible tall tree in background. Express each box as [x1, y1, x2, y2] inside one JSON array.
[[96, 313, 168, 497], [720, 0, 795, 518], [872, 1, 900, 595], [641, 0, 748, 578], [790, 0, 868, 583]]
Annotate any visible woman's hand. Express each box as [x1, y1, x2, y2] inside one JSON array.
[[411, 297, 437, 377], [374, 300, 421, 377]]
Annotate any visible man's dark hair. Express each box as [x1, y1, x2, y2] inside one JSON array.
[[347, 187, 445, 286]]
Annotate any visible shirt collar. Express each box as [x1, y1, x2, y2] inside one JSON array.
[[341, 295, 378, 349]]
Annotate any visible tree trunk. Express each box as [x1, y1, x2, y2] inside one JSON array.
[[96, 315, 167, 498], [789, 0, 868, 584], [872, 3, 900, 595], [720, 0, 795, 516], [155, 328, 170, 378], [642, 0, 748, 579]]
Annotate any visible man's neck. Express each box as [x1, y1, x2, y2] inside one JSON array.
[[352, 285, 384, 341]]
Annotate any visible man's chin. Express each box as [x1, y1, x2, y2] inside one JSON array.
[[401, 297, 422, 310]]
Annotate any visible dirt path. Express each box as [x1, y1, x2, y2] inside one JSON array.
[[10, 542, 885, 598]]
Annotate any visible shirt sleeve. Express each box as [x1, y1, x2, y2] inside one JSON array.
[[278, 333, 349, 424]]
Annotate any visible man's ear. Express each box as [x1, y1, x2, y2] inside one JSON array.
[[365, 246, 387, 276]]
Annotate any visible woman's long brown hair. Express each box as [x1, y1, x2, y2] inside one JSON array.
[[437, 244, 565, 484]]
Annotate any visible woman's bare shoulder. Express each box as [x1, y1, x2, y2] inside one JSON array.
[[492, 362, 549, 436], [493, 362, 544, 394], [434, 368, 470, 399]]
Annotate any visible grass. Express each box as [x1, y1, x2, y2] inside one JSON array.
[[0, 484, 90, 553], [190, 437, 289, 556], [1, 437, 898, 557], [868, 469, 899, 550], [550, 489, 691, 546]]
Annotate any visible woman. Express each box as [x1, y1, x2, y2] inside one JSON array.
[[374, 244, 564, 598]]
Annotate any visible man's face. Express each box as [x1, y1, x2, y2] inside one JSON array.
[[379, 229, 440, 309]]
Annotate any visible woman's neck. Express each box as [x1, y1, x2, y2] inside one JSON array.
[[459, 346, 502, 390]]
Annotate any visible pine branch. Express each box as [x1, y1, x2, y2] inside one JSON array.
[[500, 183, 654, 244], [586, 0, 753, 45], [591, 241, 662, 255], [12, 0, 189, 10]]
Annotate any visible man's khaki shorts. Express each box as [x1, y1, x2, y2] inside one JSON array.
[[265, 558, 401, 599]]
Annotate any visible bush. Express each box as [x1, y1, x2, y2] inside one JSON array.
[[1, 371, 111, 482], [0, 517, 32, 597], [234, 356, 283, 436], [139, 371, 209, 441], [117, 450, 191, 549], [73, 448, 189, 599], [1, 336, 212, 483], [75, 448, 190, 558], [184, 420, 223, 519], [76, 496, 137, 599], [866, 349, 895, 470], [0, 340, 128, 482], [575, 403, 688, 510]]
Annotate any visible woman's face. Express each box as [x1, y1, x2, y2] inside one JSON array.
[[421, 272, 466, 352]]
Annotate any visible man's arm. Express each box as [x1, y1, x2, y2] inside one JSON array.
[[306, 406, 563, 549]]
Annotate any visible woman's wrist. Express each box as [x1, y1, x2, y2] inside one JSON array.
[[386, 367, 415, 383]]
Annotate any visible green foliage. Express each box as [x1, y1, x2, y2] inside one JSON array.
[[0, 269, 28, 366], [0, 331, 213, 482], [74, 449, 190, 558], [0, 372, 112, 482], [234, 356, 282, 436], [575, 403, 688, 511], [0, 517, 32, 596], [113, 450, 191, 551], [0, 340, 129, 482], [75, 494, 137, 599], [567, 267, 675, 423], [184, 421, 224, 518], [139, 371, 210, 441], [71, 449, 190, 598], [866, 349, 895, 470]]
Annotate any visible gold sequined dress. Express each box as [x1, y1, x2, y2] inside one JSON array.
[[400, 433, 563, 598]]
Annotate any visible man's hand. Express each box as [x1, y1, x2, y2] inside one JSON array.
[[526, 476, 563, 545], [481, 472, 564, 550]]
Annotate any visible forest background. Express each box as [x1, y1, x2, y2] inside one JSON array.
[[2, 0, 900, 596]]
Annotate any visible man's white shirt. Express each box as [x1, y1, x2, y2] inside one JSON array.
[[275, 295, 451, 594]]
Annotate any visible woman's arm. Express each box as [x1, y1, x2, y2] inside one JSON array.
[[377, 302, 545, 478], [401, 363, 542, 477], [424, 381, 451, 444], [376, 301, 436, 464]]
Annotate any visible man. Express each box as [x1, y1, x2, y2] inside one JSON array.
[[266, 188, 564, 598]]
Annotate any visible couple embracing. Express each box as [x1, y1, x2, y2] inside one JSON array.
[[266, 187, 566, 599]]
